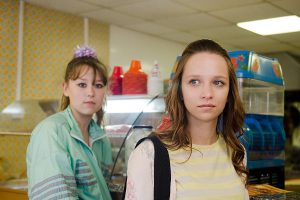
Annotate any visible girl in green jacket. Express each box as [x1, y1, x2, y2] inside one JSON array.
[[27, 46, 112, 200]]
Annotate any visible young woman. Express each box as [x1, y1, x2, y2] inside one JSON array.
[[26, 46, 112, 200], [125, 39, 249, 200]]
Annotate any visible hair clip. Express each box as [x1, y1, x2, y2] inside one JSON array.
[[74, 45, 97, 58]]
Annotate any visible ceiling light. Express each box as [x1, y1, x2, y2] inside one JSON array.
[[237, 15, 300, 35]]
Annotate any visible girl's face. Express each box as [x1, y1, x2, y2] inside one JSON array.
[[181, 52, 229, 124], [63, 65, 106, 120]]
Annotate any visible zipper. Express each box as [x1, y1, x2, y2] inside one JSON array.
[[70, 132, 108, 162], [70, 132, 99, 162]]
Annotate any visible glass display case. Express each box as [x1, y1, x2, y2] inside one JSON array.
[[229, 50, 286, 188], [104, 95, 165, 195], [0, 99, 58, 133]]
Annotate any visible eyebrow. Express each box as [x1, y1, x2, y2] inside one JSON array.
[[214, 75, 228, 80], [77, 78, 103, 82], [185, 75, 228, 79]]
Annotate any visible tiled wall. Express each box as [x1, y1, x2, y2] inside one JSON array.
[[90, 19, 110, 68], [0, 0, 19, 111], [0, 0, 109, 180], [22, 3, 109, 100], [22, 3, 82, 100], [0, 1, 109, 109], [0, 134, 30, 180]]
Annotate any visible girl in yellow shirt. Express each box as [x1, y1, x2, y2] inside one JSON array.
[[125, 39, 249, 200]]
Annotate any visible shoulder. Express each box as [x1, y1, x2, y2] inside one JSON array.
[[27, 112, 71, 160], [131, 139, 155, 161], [41, 111, 68, 127], [30, 111, 69, 142]]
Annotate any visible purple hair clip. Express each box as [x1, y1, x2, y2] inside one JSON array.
[[74, 45, 97, 58]]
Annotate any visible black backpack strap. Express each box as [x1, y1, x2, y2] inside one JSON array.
[[122, 135, 171, 200]]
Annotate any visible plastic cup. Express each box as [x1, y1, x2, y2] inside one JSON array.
[[112, 66, 123, 76], [129, 60, 141, 72]]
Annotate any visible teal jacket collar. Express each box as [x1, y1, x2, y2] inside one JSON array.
[[64, 106, 106, 141]]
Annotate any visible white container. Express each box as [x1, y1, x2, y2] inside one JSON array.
[[148, 60, 164, 96]]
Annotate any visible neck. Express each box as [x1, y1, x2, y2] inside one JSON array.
[[77, 119, 91, 146], [69, 107, 92, 144], [73, 114, 91, 133], [188, 119, 218, 145], [78, 122, 89, 136]]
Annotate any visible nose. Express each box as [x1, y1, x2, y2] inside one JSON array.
[[87, 85, 95, 97], [201, 84, 213, 99]]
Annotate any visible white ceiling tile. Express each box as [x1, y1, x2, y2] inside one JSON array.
[[289, 50, 300, 56], [225, 35, 277, 47], [293, 41, 300, 48], [124, 22, 177, 35], [160, 31, 199, 43], [287, 44, 300, 55], [269, 32, 300, 43], [82, 9, 145, 26], [250, 43, 300, 54], [225, 36, 297, 53], [26, 0, 98, 14], [215, 42, 241, 51], [173, 0, 263, 11], [81, 0, 147, 8], [155, 13, 229, 31], [271, 0, 300, 15], [210, 2, 289, 23], [113, 0, 196, 20], [190, 25, 258, 40], [25, 0, 300, 56], [286, 41, 300, 56]]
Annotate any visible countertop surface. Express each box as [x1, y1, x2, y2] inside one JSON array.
[[249, 184, 300, 199], [251, 192, 300, 199], [2, 179, 300, 199], [0, 179, 27, 190]]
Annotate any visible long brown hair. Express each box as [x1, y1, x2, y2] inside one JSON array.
[[157, 39, 248, 183], [60, 56, 108, 126]]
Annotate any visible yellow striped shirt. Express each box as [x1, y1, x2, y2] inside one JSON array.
[[168, 136, 247, 200]]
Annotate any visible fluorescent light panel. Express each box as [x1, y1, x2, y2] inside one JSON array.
[[237, 15, 300, 35]]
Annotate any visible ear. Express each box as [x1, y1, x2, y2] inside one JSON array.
[[62, 82, 69, 97]]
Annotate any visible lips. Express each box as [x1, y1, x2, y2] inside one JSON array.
[[198, 104, 215, 108], [84, 101, 95, 104]]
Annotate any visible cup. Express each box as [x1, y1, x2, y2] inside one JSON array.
[[129, 60, 141, 72]]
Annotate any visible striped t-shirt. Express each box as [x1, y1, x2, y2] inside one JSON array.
[[168, 136, 247, 200]]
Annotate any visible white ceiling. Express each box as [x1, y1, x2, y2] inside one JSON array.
[[25, 0, 300, 56]]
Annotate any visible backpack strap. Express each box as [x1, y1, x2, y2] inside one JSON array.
[[122, 135, 171, 200]]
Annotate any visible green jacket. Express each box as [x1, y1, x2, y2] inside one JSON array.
[[26, 106, 112, 200]]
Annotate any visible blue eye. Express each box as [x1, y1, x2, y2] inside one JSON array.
[[214, 80, 224, 86], [78, 83, 87, 88], [189, 79, 199, 86]]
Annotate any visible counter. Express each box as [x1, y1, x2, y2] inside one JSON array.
[[2, 179, 300, 200], [249, 184, 300, 199], [0, 179, 28, 200]]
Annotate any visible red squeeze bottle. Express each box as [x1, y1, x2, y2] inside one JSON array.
[[123, 60, 148, 95]]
